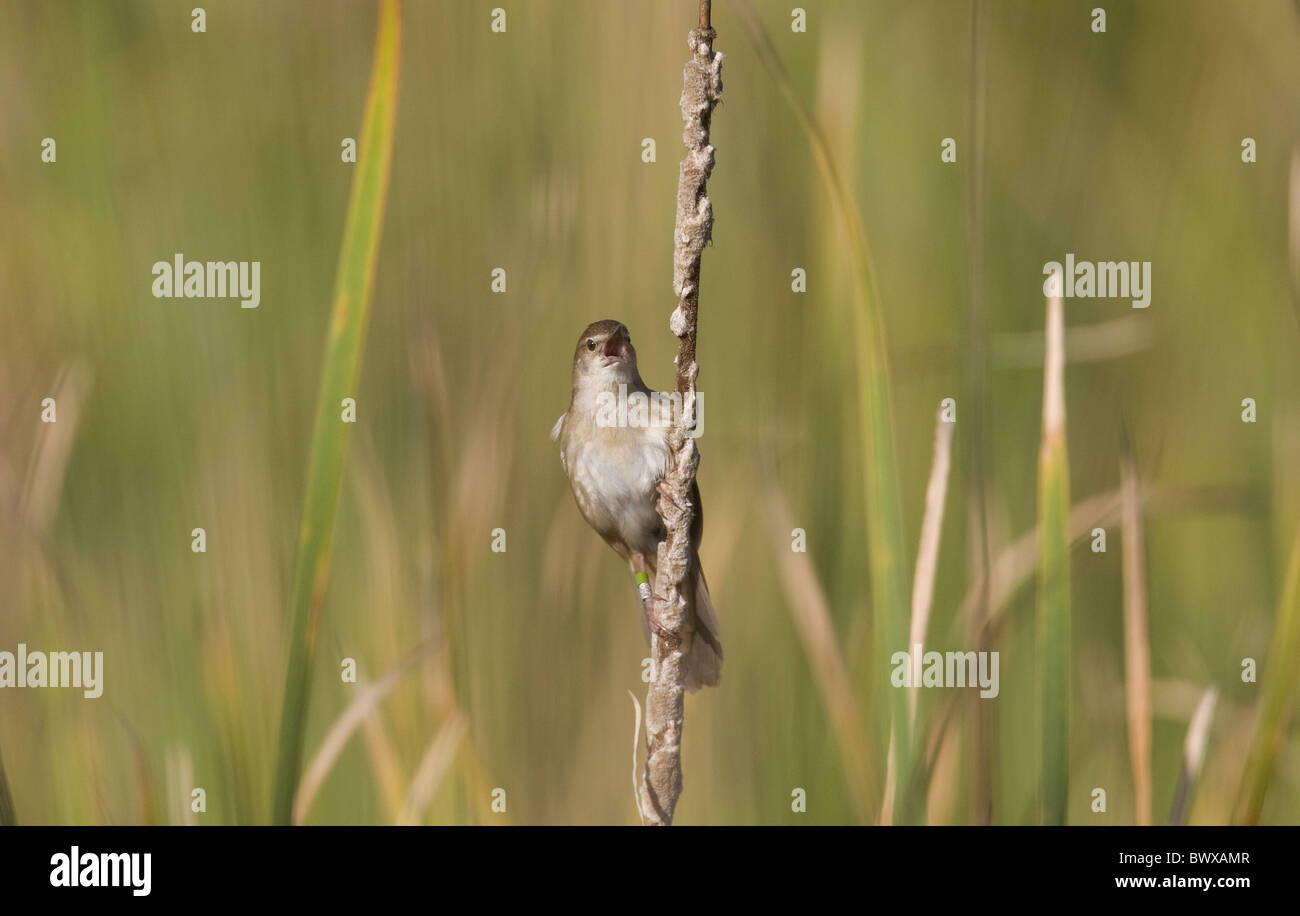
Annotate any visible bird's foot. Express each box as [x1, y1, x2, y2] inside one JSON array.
[[641, 593, 682, 647]]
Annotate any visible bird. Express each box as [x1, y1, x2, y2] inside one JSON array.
[[551, 319, 722, 691]]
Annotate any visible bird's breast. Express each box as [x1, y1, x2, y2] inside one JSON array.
[[562, 420, 669, 557]]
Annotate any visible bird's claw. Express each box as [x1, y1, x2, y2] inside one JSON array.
[[642, 593, 681, 646]]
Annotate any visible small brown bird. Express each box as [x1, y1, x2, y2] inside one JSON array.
[[551, 319, 722, 690]]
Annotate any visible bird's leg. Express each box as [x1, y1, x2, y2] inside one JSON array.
[[631, 553, 677, 645]]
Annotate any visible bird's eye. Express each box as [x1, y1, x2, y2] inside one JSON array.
[[586, 338, 596, 351]]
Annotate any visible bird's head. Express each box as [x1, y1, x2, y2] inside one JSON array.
[[571, 319, 641, 390]]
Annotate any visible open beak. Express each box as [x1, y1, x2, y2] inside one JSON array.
[[601, 332, 628, 365]]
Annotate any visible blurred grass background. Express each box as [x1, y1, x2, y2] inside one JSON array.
[[1, 0, 1299, 825]]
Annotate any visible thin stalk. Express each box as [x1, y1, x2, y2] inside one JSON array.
[[1169, 687, 1216, 826], [1120, 434, 1152, 825], [395, 712, 468, 826], [908, 405, 955, 725], [1037, 282, 1071, 825], [885, 405, 954, 823]]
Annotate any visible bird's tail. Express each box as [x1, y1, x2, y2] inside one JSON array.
[[684, 557, 722, 692]]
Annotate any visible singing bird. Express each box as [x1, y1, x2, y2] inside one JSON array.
[[551, 319, 722, 690]]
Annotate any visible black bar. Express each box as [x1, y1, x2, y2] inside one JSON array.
[[0, 826, 1286, 902]]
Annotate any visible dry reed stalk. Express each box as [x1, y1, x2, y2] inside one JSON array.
[[293, 640, 433, 824], [884, 406, 953, 824], [908, 405, 955, 724], [1037, 280, 1071, 824], [395, 711, 468, 826], [639, 0, 722, 827], [362, 706, 407, 821], [19, 360, 91, 533], [1119, 435, 1152, 825], [1169, 687, 1217, 825]]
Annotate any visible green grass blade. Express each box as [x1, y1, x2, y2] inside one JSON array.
[[1038, 286, 1071, 824], [733, 0, 915, 823], [270, 0, 402, 825], [1233, 524, 1300, 824]]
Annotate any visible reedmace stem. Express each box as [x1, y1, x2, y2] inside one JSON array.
[[639, 0, 721, 827]]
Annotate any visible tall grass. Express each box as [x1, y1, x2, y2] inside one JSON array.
[[735, 0, 915, 825], [2, 0, 1296, 828], [270, 0, 402, 825], [1037, 283, 1070, 825]]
